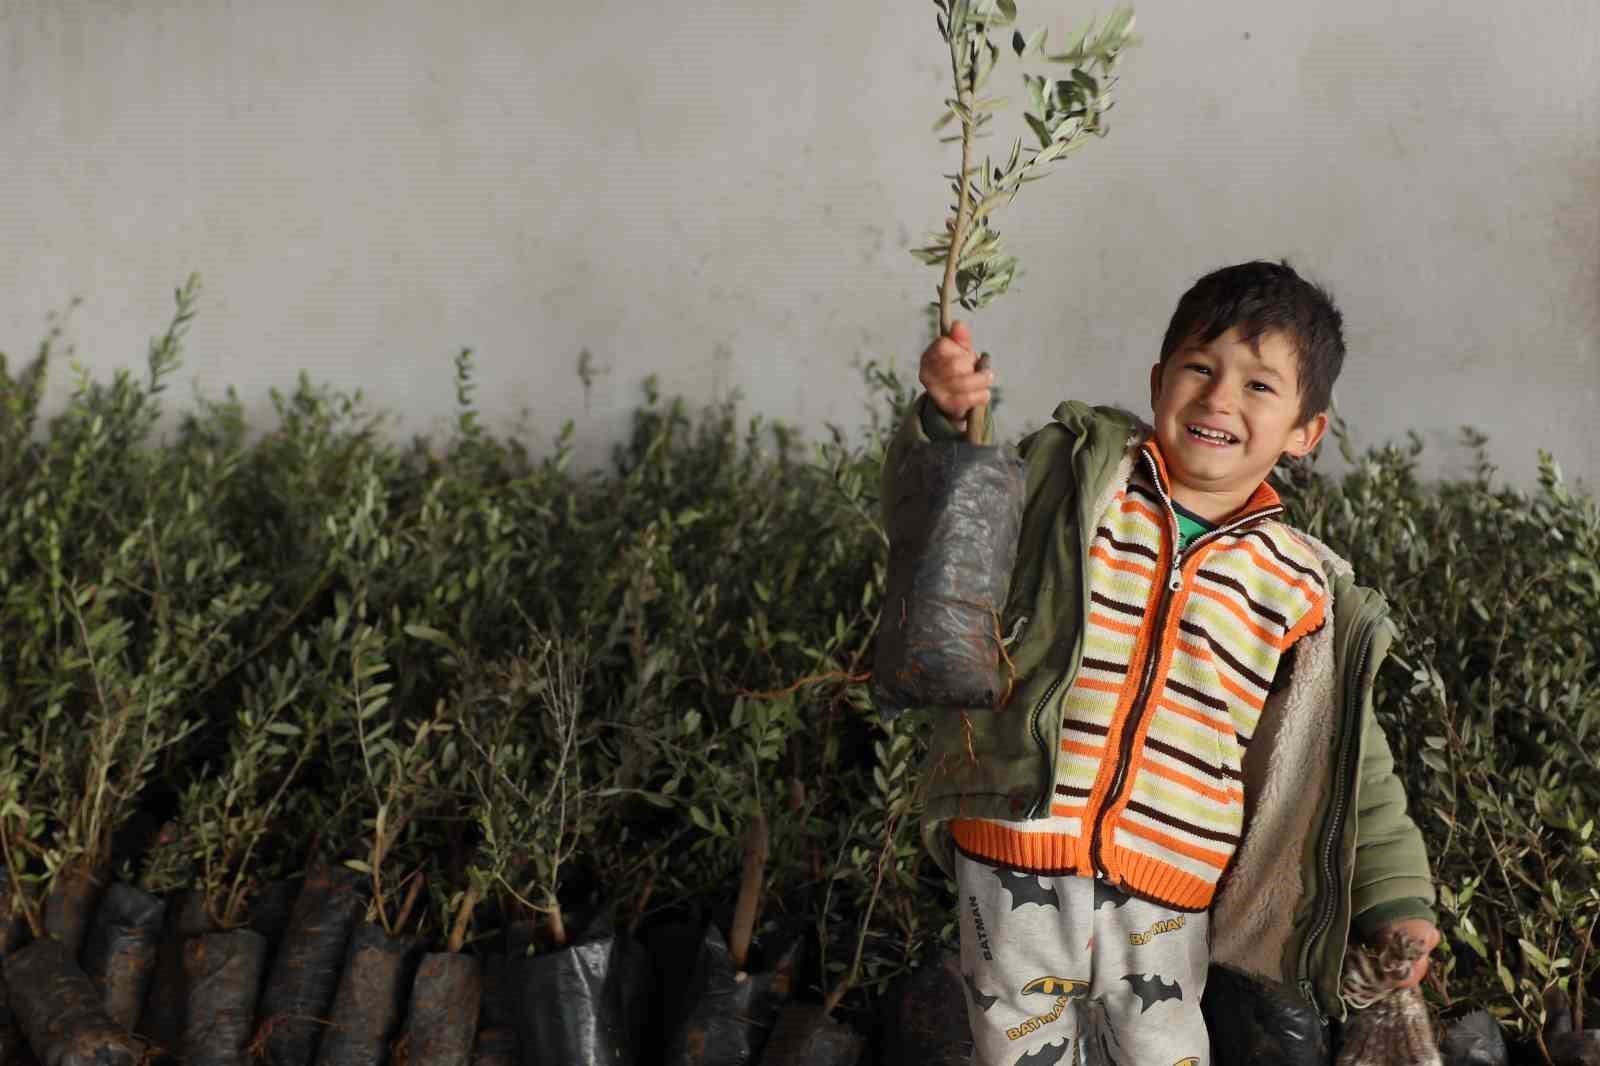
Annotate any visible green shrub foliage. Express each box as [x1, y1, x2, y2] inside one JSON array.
[[0, 285, 1593, 1033]]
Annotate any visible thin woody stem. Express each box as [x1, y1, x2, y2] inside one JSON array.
[[939, 28, 989, 445], [728, 804, 769, 972], [446, 883, 479, 955]]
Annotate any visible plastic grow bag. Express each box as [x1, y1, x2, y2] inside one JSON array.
[[664, 924, 795, 1066], [1201, 964, 1329, 1066], [181, 928, 271, 1066], [871, 440, 1026, 713], [2, 937, 140, 1066], [42, 865, 103, 961], [506, 913, 652, 1066], [255, 863, 367, 1066], [877, 953, 972, 1066], [755, 1004, 863, 1066], [314, 921, 419, 1066], [470, 1027, 516, 1066], [138, 889, 213, 1053], [81, 882, 166, 1030], [399, 952, 482, 1066]]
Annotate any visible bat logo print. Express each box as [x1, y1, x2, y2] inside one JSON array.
[[963, 971, 998, 1012], [1122, 972, 1182, 1013], [1019, 975, 1090, 1000], [1014, 1038, 1069, 1065], [995, 869, 1060, 910], [1171, 1058, 1201, 1066], [1093, 878, 1130, 911]]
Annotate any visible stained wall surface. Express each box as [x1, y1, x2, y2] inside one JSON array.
[[3, 1, 1597, 484]]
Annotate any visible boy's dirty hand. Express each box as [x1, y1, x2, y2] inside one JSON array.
[[1370, 918, 1440, 989], [919, 320, 993, 427]]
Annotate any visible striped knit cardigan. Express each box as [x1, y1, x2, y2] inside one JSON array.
[[952, 441, 1329, 911]]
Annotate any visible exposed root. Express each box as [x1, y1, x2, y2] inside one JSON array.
[[735, 671, 870, 701], [992, 608, 1018, 707], [249, 1012, 334, 1062]]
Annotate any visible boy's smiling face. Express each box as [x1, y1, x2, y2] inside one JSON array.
[[1148, 326, 1328, 522]]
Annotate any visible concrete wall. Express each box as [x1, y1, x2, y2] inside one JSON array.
[[3, 0, 1597, 485]]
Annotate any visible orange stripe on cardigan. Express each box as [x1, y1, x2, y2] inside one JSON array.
[[1190, 583, 1285, 648], [1235, 538, 1326, 603], [1089, 544, 1157, 580], [1072, 676, 1123, 696], [1088, 612, 1141, 637], [1155, 696, 1234, 735], [1115, 818, 1232, 870]]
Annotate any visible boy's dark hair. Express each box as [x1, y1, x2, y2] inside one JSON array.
[[1159, 260, 1345, 422]]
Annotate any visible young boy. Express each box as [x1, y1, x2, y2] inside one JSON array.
[[884, 262, 1437, 1065]]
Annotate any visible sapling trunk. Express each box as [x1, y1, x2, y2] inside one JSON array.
[[545, 902, 567, 950], [727, 807, 769, 973], [445, 885, 479, 957]]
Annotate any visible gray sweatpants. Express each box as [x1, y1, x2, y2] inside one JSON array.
[[956, 851, 1210, 1066]]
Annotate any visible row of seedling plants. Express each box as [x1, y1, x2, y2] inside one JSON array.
[[0, 589, 932, 1066]]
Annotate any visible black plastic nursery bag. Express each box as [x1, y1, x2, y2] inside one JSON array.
[[400, 952, 482, 1066], [872, 440, 1026, 714], [507, 913, 652, 1066], [256, 863, 367, 1066], [3, 937, 140, 1066], [182, 928, 271, 1066], [664, 924, 796, 1066], [1201, 964, 1330, 1066], [755, 1004, 863, 1066], [81, 881, 167, 1030]]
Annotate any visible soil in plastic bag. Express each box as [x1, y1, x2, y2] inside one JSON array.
[[42, 864, 105, 961], [470, 1027, 515, 1066], [755, 1005, 864, 1066], [664, 924, 796, 1066], [313, 921, 419, 1066], [877, 953, 972, 1066], [181, 928, 270, 1066], [255, 863, 367, 1066], [872, 440, 1026, 713], [1201, 964, 1329, 1066], [138, 889, 214, 1054], [506, 913, 652, 1066], [80, 882, 167, 1030], [397, 952, 481, 1066], [3, 937, 140, 1066]]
